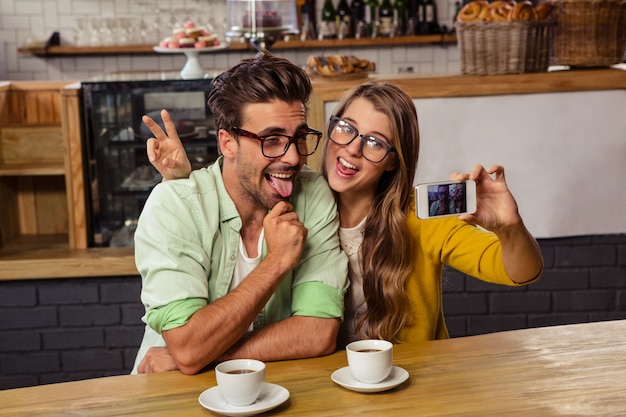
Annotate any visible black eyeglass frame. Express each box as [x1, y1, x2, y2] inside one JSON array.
[[327, 116, 396, 163], [231, 126, 322, 158]]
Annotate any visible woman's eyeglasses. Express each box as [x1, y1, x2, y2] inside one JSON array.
[[328, 116, 395, 163]]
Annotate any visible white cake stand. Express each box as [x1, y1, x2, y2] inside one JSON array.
[[153, 44, 229, 79]]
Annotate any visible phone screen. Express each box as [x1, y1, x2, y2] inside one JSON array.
[[415, 180, 476, 220], [427, 182, 468, 217]]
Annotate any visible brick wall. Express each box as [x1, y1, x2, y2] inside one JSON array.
[[1, 234, 626, 390], [0, 277, 144, 390], [445, 234, 626, 336]]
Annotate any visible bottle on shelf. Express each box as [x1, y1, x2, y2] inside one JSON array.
[[393, 0, 408, 37], [350, 0, 367, 38], [417, 0, 428, 34], [336, 0, 352, 39], [300, 2, 317, 40], [308, 0, 318, 36], [423, 0, 439, 34], [378, 0, 394, 37], [365, 0, 380, 38], [406, 0, 418, 35], [319, 0, 338, 39]]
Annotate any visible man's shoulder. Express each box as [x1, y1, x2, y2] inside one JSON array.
[[296, 165, 327, 190]]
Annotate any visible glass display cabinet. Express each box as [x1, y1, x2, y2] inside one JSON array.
[[81, 77, 220, 247]]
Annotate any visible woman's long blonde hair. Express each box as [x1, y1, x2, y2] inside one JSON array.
[[320, 81, 420, 342]]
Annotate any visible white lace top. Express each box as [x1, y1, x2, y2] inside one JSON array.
[[337, 216, 367, 349]]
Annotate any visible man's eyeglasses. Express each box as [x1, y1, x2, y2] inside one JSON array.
[[231, 127, 322, 158], [328, 116, 395, 163]]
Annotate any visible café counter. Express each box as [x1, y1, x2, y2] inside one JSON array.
[[0, 67, 625, 280], [2, 320, 626, 416]]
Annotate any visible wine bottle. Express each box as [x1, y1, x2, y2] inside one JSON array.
[[406, 0, 417, 35], [417, 0, 427, 34], [336, 0, 352, 38], [319, 0, 338, 39], [393, 0, 407, 36], [378, 0, 393, 37], [423, 0, 438, 34], [300, 2, 317, 40], [351, 0, 366, 38], [365, 0, 379, 37]]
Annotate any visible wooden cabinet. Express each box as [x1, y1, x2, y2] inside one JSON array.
[[0, 82, 69, 250], [0, 82, 136, 280]]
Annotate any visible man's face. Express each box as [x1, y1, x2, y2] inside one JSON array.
[[438, 185, 448, 201], [229, 100, 309, 210]]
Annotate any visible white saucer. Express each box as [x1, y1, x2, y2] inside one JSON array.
[[198, 382, 289, 416], [331, 366, 409, 393]]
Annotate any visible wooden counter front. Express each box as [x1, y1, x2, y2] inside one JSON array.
[[1, 68, 624, 280]]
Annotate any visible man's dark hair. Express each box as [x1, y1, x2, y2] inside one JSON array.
[[208, 51, 312, 132]]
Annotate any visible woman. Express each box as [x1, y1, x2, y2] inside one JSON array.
[[144, 80, 543, 348]]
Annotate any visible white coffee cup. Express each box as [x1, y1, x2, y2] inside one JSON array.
[[346, 339, 393, 384], [215, 359, 266, 406]]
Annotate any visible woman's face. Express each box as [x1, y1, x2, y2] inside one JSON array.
[[325, 97, 396, 199]]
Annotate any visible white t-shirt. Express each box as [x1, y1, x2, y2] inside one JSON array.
[[230, 229, 265, 331]]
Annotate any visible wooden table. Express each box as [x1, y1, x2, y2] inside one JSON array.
[[3, 320, 626, 416]]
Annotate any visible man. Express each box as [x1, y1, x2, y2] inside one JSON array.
[[132, 53, 349, 375], [429, 184, 451, 216]]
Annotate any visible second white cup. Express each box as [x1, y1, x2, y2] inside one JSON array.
[[215, 359, 266, 406], [346, 339, 393, 384]]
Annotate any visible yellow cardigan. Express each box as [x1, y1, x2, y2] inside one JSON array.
[[397, 209, 533, 343]]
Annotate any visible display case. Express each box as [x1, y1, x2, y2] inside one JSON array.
[[81, 76, 219, 247], [226, 0, 299, 51]]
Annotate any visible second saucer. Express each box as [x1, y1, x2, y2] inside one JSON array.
[[331, 365, 409, 393]]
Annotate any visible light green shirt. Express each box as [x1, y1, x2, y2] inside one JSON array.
[[132, 158, 348, 373]]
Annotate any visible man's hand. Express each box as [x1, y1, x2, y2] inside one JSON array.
[[144, 109, 192, 181], [137, 347, 179, 374], [263, 201, 308, 272]]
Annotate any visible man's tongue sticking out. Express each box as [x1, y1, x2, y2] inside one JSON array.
[[267, 174, 294, 198]]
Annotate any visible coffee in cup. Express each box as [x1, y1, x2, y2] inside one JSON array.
[[215, 359, 265, 406], [346, 339, 393, 384]]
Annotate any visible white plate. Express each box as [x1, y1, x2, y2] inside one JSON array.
[[198, 382, 289, 416], [331, 365, 409, 393], [153, 43, 229, 54]]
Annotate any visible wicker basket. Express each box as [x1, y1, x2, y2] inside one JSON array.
[[551, 0, 626, 67], [456, 20, 555, 75]]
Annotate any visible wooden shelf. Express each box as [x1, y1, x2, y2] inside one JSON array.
[[0, 162, 65, 176], [17, 35, 457, 56], [0, 235, 137, 280]]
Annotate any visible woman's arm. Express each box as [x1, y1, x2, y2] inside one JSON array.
[[144, 109, 193, 181], [453, 164, 543, 283]]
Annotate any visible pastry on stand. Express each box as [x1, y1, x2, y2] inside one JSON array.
[[154, 21, 229, 79]]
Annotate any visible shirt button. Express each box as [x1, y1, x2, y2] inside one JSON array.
[[230, 254, 236, 260]]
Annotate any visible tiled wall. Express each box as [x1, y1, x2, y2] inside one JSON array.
[[0, 0, 460, 81]]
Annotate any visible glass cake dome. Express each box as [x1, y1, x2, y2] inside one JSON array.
[[226, 0, 298, 51]]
